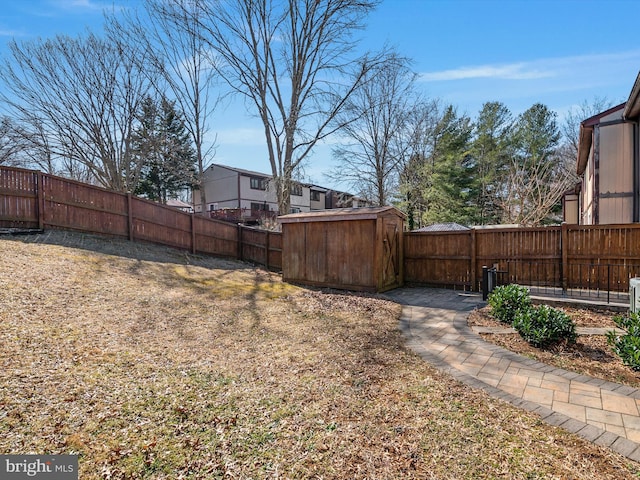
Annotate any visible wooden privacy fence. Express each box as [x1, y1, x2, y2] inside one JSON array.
[[5, 165, 640, 294], [405, 224, 640, 293], [0, 166, 281, 270]]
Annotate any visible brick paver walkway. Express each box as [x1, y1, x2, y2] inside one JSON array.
[[383, 287, 640, 462]]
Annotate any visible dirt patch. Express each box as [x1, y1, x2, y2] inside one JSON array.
[[1, 230, 639, 479], [468, 305, 640, 388]]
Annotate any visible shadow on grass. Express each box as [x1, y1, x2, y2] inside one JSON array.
[[4, 228, 279, 336], [4, 228, 246, 271]]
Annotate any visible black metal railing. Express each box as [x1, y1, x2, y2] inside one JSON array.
[[483, 260, 640, 305]]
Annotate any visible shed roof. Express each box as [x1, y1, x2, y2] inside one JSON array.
[[279, 206, 405, 223], [413, 222, 469, 232]]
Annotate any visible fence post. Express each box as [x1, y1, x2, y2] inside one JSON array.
[[265, 230, 270, 269], [127, 193, 134, 241], [36, 171, 44, 230], [482, 266, 488, 300], [237, 224, 243, 261], [607, 264, 611, 304], [561, 222, 568, 293], [191, 213, 197, 254], [470, 229, 477, 291]]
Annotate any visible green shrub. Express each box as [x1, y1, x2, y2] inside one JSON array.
[[607, 312, 640, 371], [512, 305, 577, 348], [487, 284, 532, 324]]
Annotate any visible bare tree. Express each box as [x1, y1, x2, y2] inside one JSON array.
[[397, 99, 447, 228], [499, 103, 574, 225], [329, 53, 417, 206], [0, 117, 29, 167], [556, 97, 615, 197], [561, 97, 614, 161], [107, 0, 219, 212], [499, 152, 574, 225], [196, 0, 381, 214], [0, 32, 153, 191]]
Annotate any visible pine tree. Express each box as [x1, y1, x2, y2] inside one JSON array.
[[470, 102, 514, 225], [133, 96, 196, 203], [420, 106, 475, 225]]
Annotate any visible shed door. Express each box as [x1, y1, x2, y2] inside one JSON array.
[[382, 222, 400, 288]]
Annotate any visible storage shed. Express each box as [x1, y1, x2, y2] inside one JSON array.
[[279, 206, 405, 292]]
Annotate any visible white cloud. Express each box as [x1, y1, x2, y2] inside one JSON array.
[[414, 49, 640, 117], [51, 0, 107, 11], [0, 29, 23, 37], [419, 50, 640, 83], [216, 127, 266, 146], [420, 63, 553, 82]]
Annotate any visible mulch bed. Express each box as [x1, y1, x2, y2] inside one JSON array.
[[468, 305, 640, 388]]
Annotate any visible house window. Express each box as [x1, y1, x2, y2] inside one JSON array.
[[251, 202, 269, 211], [290, 207, 302, 214], [291, 183, 303, 196], [310, 190, 321, 202], [250, 177, 267, 190]]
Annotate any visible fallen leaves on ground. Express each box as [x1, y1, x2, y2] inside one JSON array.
[[1, 231, 639, 479]]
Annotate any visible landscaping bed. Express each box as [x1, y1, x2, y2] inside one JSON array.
[[468, 305, 640, 388]]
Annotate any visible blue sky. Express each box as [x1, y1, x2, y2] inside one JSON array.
[[1, 0, 639, 189]]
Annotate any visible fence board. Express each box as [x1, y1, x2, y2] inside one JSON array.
[[0, 168, 38, 228], [240, 226, 282, 270], [193, 216, 238, 258], [131, 197, 192, 250], [404, 231, 472, 288], [405, 224, 640, 293], [43, 175, 129, 237]]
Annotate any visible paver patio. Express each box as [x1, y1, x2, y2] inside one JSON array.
[[384, 287, 640, 462]]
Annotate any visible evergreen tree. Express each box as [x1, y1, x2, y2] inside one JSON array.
[[133, 96, 196, 203], [469, 102, 514, 225], [419, 105, 474, 225]]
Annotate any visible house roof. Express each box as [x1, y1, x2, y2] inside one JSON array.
[[576, 103, 626, 176], [624, 71, 640, 120], [166, 199, 192, 209], [210, 163, 272, 179], [413, 222, 469, 232], [209, 163, 361, 199], [279, 206, 406, 223], [580, 102, 626, 127]]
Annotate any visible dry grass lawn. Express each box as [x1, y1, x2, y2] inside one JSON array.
[[1, 230, 639, 479]]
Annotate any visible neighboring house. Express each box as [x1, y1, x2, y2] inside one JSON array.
[[309, 185, 328, 211], [324, 189, 375, 209], [193, 164, 348, 220], [568, 71, 640, 224]]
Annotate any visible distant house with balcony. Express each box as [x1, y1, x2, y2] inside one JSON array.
[[193, 164, 353, 222], [566, 71, 640, 224]]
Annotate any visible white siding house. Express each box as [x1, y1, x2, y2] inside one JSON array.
[[193, 164, 319, 218]]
